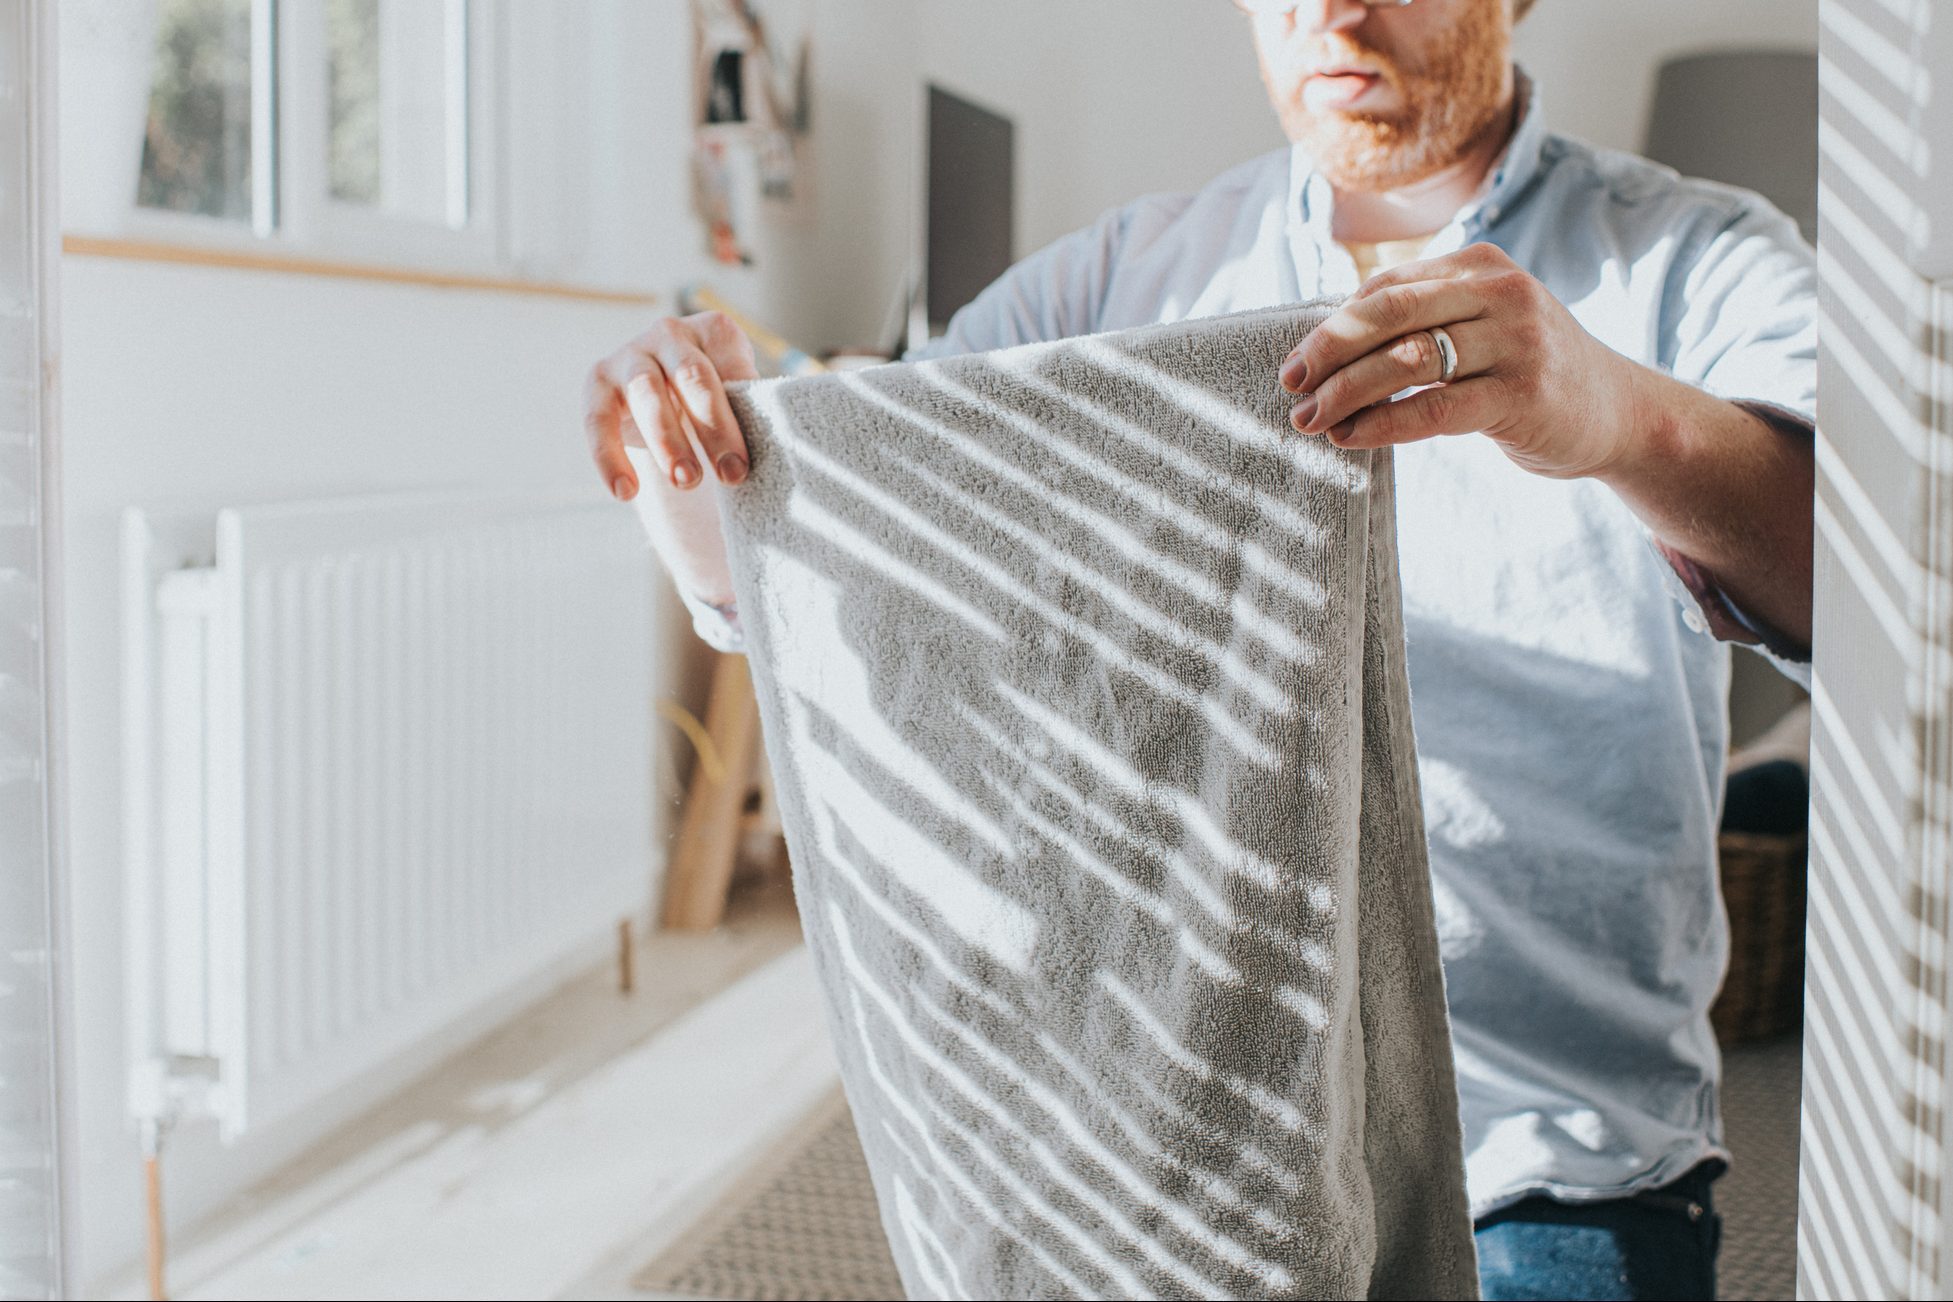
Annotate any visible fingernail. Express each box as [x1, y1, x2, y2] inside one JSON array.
[[1291, 394, 1318, 431], [672, 460, 699, 488], [611, 475, 632, 501], [1328, 421, 1356, 445], [717, 452, 748, 484]]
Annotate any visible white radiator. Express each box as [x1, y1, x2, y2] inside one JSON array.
[[121, 490, 661, 1141]]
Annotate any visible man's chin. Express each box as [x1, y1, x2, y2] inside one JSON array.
[[1296, 123, 1433, 191]]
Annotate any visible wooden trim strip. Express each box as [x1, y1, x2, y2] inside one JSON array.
[[61, 234, 660, 307], [683, 285, 829, 375]]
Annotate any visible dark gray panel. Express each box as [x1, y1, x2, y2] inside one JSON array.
[[927, 85, 1015, 334], [1643, 49, 1817, 242]]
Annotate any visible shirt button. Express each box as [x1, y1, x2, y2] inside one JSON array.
[[1683, 607, 1708, 635]]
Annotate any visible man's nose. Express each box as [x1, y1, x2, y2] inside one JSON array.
[[1293, 0, 1370, 34]]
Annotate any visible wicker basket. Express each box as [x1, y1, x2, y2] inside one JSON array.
[[1711, 828, 1809, 1044]]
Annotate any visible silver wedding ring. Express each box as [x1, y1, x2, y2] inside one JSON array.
[[1428, 326, 1459, 384]]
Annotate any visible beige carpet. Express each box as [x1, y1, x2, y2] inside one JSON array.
[[630, 1089, 904, 1301], [634, 1036, 1802, 1301], [1716, 1034, 1802, 1302]]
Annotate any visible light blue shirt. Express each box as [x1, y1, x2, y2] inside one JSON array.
[[683, 66, 1816, 1218]]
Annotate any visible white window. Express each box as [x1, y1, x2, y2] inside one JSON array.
[[137, 0, 256, 225], [135, 0, 500, 269]]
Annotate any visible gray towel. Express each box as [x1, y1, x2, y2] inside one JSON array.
[[719, 304, 1478, 1300]]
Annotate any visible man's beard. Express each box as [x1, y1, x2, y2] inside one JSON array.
[[1284, 18, 1511, 193]]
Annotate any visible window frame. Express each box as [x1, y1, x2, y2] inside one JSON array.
[[123, 0, 506, 276]]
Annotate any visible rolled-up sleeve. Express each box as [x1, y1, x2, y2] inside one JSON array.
[[1647, 194, 1817, 687], [677, 583, 748, 655], [1667, 196, 1816, 423]]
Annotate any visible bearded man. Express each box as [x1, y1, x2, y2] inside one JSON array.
[[584, 1, 1816, 1297]]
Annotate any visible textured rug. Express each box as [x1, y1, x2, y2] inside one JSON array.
[[1716, 1034, 1802, 1301], [629, 1089, 904, 1302], [632, 1035, 1803, 1301]]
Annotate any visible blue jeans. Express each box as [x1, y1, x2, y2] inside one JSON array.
[[1473, 1160, 1725, 1301]]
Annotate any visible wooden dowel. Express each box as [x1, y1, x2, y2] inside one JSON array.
[[661, 653, 764, 932], [617, 917, 635, 995]]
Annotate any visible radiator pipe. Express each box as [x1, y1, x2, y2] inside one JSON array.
[[140, 1115, 169, 1301]]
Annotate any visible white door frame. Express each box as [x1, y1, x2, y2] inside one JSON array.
[[1801, 2, 1953, 1297], [0, 0, 73, 1296]]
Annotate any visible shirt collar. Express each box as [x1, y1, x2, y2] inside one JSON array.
[[1288, 62, 1548, 243]]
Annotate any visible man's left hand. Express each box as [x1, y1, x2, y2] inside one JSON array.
[[1280, 242, 1642, 480]]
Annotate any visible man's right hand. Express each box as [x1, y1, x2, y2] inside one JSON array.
[[584, 311, 760, 606]]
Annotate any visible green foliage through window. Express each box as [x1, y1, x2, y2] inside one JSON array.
[[138, 0, 253, 221], [327, 0, 382, 204]]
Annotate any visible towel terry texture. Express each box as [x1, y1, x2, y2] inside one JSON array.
[[718, 303, 1478, 1300]]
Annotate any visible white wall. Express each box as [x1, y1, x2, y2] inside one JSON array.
[[62, 0, 1820, 1286], [707, 0, 922, 355], [910, 1, 1282, 261]]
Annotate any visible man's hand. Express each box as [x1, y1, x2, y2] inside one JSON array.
[[584, 311, 760, 608], [1279, 241, 1640, 480], [1280, 240, 1815, 650], [586, 310, 760, 499]]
